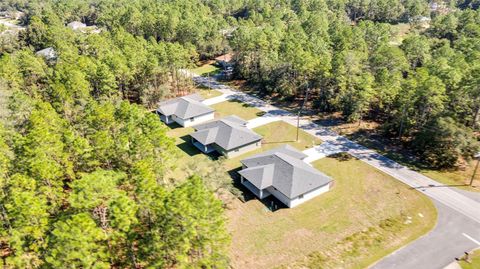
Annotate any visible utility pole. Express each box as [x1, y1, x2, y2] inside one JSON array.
[[470, 153, 480, 186], [296, 80, 310, 142]]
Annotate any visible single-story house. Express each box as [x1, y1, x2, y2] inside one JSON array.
[[156, 94, 215, 127], [67, 21, 86, 30], [238, 145, 333, 208], [190, 115, 262, 158], [35, 47, 57, 61]]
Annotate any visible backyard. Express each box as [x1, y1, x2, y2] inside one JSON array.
[[227, 155, 437, 269]]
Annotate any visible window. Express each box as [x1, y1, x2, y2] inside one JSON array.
[[235, 148, 239, 152], [298, 194, 304, 199], [190, 118, 194, 122]]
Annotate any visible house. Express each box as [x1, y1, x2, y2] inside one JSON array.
[[190, 115, 262, 158], [67, 21, 86, 30], [67, 21, 101, 33], [215, 53, 233, 69], [238, 145, 333, 208], [35, 47, 57, 61], [156, 94, 214, 127]]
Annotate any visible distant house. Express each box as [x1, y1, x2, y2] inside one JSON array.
[[190, 115, 262, 158], [156, 94, 214, 127], [67, 21, 87, 30], [35, 47, 57, 61], [215, 53, 233, 69], [67, 21, 101, 33], [238, 145, 333, 208]]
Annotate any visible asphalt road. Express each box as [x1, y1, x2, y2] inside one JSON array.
[[188, 71, 480, 269], [371, 201, 480, 269]]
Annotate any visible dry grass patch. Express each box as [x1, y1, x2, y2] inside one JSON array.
[[227, 155, 436, 269]]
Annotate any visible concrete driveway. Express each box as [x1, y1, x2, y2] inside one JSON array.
[[245, 114, 281, 129]]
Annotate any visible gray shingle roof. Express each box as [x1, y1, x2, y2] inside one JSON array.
[[191, 115, 262, 151], [156, 94, 214, 120], [239, 146, 332, 199]]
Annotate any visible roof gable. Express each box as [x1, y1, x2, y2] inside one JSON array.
[[157, 94, 214, 119], [191, 116, 262, 150], [240, 146, 332, 199]]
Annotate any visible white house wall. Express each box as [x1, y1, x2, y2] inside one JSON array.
[[223, 141, 261, 158], [288, 183, 330, 208], [173, 112, 214, 127]]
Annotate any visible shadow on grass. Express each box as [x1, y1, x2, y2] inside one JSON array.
[[228, 167, 287, 212], [256, 111, 267, 117]]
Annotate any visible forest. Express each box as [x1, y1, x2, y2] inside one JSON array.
[[0, 0, 479, 268]]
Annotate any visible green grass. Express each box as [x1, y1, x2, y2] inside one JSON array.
[[212, 99, 264, 121], [198, 88, 223, 99], [191, 64, 220, 76], [459, 249, 480, 269], [421, 162, 480, 192], [227, 155, 437, 269]]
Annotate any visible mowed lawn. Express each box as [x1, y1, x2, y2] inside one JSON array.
[[227, 156, 437, 269], [191, 64, 219, 76], [212, 99, 264, 120], [198, 88, 223, 99]]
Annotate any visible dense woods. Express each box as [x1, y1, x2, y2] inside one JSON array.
[[0, 0, 479, 268]]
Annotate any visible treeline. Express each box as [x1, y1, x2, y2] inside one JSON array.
[[0, 1, 230, 268], [229, 1, 480, 168]]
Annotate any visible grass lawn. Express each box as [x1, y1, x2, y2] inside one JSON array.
[[227, 155, 437, 269], [191, 64, 220, 76], [198, 88, 223, 99], [421, 161, 480, 191], [211, 99, 264, 121], [459, 249, 480, 269]]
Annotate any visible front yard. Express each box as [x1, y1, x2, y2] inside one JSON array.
[[227, 155, 436, 269], [211, 99, 265, 120]]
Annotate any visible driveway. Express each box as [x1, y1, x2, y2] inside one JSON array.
[[302, 141, 345, 163], [187, 71, 480, 269], [245, 114, 281, 129], [371, 201, 480, 269]]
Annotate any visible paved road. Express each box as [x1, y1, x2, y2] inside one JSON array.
[[371, 201, 480, 269], [186, 71, 480, 268]]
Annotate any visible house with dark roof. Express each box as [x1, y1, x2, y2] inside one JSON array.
[[156, 94, 215, 127], [190, 115, 262, 158], [238, 145, 333, 208]]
